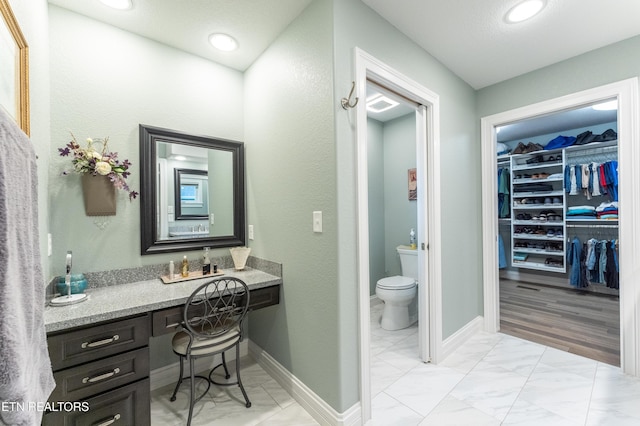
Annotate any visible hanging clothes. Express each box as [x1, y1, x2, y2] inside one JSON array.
[[605, 240, 619, 289], [567, 236, 586, 288], [497, 167, 510, 218]]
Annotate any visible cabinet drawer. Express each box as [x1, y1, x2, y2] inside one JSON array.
[[43, 378, 150, 426], [48, 314, 150, 371], [50, 347, 149, 403], [152, 285, 281, 336], [249, 285, 280, 311]]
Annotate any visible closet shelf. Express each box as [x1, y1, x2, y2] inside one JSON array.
[[511, 260, 565, 273], [513, 220, 564, 226], [512, 162, 563, 171], [513, 234, 564, 241], [513, 204, 563, 210], [514, 248, 564, 256], [513, 177, 563, 184], [513, 190, 564, 197]]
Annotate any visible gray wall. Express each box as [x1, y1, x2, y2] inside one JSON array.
[[333, 6, 481, 413], [243, 0, 339, 411], [383, 114, 418, 276], [368, 118, 386, 295], [477, 36, 640, 118], [368, 113, 418, 297], [47, 6, 245, 277]]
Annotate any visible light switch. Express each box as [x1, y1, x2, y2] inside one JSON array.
[[47, 233, 52, 257], [313, 211, 322, 233], [210, 213, 215, 225], [167, 205, 174, 214], [248, 225, 254, 240]]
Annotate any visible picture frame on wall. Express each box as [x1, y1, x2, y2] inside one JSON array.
[[408, 168, 417, 200], [0, 0, 29, 135]]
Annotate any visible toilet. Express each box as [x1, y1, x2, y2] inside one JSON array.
[[375, 245, 418, 330]]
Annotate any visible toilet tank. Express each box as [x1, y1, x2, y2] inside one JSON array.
[[397, 245, 418, 280]]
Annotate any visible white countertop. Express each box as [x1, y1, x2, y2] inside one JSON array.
[[44, 268, 282, 333]]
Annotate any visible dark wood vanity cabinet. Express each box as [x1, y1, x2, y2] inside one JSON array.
[[44, 314, 151, 425]]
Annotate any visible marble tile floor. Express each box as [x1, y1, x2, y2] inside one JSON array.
[[150, 357, 319, 425], [369, 302, 640, 425]]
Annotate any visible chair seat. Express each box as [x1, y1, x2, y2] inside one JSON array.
[[172, 324, 241, 357]]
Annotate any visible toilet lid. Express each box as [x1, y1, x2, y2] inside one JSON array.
[[377, 276, 415, 290]]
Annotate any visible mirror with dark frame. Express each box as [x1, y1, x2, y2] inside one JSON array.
[[139, 124, 245, 254]]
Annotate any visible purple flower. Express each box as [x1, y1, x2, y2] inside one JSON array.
[[58, 147, 71, 156]]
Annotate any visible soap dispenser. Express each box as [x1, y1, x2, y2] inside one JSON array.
[[410, 228, 416, 249]]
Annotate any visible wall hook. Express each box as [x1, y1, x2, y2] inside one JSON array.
[[341, 81, 359, 110]]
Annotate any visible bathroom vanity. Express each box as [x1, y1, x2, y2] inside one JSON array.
[[43, 267, 281, 425]]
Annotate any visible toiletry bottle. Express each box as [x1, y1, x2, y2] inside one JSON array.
[[169, 260, 175, 279], [410, 228, 416, 249], [202, 247, 211, 275], [181, 255, 189, 277]]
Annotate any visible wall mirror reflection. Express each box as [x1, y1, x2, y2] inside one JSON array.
[[140, 124, 245, 254]]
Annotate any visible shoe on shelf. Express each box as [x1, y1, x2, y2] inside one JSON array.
[[513, 142, 527, 154]]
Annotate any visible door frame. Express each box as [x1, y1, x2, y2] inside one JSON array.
[[480, 77, 640, 376], [354, 47, 443, 422]]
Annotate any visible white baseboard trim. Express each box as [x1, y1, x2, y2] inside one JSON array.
[[440, 315, 484, 360], [248, 340, 361, 426], [150, 340, 248, 391]]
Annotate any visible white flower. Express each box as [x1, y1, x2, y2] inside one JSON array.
[[95, 161, 112, 175], [91, 151, 102, 160], [86, 138, 93, 144]]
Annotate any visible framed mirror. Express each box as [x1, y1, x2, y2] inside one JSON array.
[[174, 168, 208, 220], [139, 124, 245, 254]]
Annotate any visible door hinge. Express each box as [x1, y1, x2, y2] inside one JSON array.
[[422, 242, 428, 250]]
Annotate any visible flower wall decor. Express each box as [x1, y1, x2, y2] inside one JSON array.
[[58, 133, 138, 201]]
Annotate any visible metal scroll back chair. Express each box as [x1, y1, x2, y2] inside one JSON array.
[[170, 277, 251, 425]]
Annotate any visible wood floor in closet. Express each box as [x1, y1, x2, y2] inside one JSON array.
[[499, 279, 620, 366]]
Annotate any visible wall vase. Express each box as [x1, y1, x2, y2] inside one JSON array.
[[81, 174, 116, 216]]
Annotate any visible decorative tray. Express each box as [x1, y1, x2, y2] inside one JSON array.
[[161, 269, 225, 284]]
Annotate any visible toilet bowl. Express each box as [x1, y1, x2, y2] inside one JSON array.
[[375, 245, 418, 330]]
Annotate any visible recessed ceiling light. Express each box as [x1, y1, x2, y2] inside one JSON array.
[[99, 0, 132, 10], [208, 33, 238, 52], [506, 0, 545, 23], [592, 100, 618, 111], [174, 156, 187, 161], [366, 94, 399, 114]]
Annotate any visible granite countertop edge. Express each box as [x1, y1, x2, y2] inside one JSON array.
[[45, 268, 282, 333]]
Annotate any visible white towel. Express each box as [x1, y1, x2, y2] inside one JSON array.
[[0, 109, 55, 425]]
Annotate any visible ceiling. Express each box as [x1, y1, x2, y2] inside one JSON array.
[[48, 0, 312, 72], [49, 0, 632, 133], [49, 0, 640, 89], [362, 0, 640, 90]]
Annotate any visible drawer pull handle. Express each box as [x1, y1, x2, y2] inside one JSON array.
[[166, 322, 180, 329], [93, 413, 120, 426], [82, 368, 120, 384], [81, 335, 119, 349]]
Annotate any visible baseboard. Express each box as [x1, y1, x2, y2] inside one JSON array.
[[248, 341, 361, 426], [440, 315, 484, 360], [150, 340, 248, 391]]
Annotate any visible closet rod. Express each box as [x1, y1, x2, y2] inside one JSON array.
[[566, 223, 618, 229]]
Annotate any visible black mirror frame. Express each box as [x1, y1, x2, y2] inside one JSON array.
[[139, 124, 245, 255], [174, 168, 208, 220]]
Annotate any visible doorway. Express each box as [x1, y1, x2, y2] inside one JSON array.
[[480, 78, 640, 376], [354, 48, 443, 423]]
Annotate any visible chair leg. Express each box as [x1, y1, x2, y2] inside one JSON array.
[[187, 356, 196, 426], [221, 351, 231, 379], [235, 343, 251, 408], [170, 355, 184, 402]]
